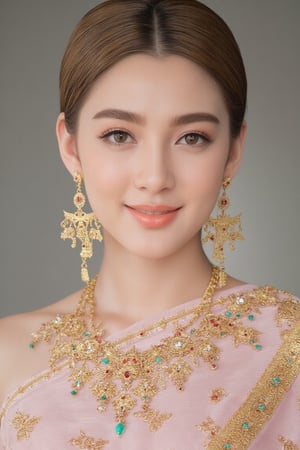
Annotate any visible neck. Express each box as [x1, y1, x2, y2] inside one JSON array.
[[93, 236, 213, 327]]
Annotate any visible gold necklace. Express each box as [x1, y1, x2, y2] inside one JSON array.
[[30, 266, 224, 436]]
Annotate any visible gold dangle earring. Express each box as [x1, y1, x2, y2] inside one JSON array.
[[202, 177, 244, 287], [60, 172, 103, 283]]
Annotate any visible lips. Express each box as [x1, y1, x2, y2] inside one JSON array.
[[127, 204, 180, 214], [125, 204, 181, 228]]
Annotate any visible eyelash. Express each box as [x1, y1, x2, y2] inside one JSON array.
[[99, 128, 134, 145], [99, 129, 211, 146], [176, 131, 211, 146]]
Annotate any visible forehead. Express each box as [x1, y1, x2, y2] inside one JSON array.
[[79, 54, 228, 121]]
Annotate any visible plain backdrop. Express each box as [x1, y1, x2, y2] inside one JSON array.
[[0, 0, 299, 317]]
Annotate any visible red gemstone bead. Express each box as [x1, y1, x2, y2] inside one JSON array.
[[124, 371, 131, 378]]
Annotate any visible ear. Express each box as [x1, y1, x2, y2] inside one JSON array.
[[224, 121, 247, 179], [56, 112, 82, 176]]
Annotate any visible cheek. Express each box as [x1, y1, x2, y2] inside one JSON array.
[[179, 154, 226, 201], [81, 157, 128, 216]]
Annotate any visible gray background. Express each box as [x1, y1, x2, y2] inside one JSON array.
[[0, 1, 299, 317]]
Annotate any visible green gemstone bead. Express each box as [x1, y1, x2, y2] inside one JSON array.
[[101, 395, 107, 401], [155, 357, 162, 363], [115, 422, 125, 435], [248, 314, 254, 321], [255, 344, 263, 351], [272, 377, 280, 385], [236, 312, 241, 318], [225, 311, 232, 317], [29, 342, 35, 349], [224, 444, 231, 449], [242, 422, 250, 429], [102, 357, 110, 365], [258, 403, 266, 411], [70, 390, 77, 396]]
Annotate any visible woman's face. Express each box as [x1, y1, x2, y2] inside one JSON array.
[[57, 54, 244, 259]]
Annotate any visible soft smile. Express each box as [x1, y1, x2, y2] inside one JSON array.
[[125, 204, 181, 228]]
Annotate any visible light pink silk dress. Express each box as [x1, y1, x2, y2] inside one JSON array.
[[1, 284, 299, 449]]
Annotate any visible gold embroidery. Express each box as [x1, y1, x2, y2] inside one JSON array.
[[278, 436, 300, 450], [70, 431, 108, 449], [133, 405, 172, 431], [0, 363, 66, 422], [196, 417, 221, 449], [276, 296, 300, 325], [11, 411, 41, 440], [207, 320, 300, 450], [209, 388, 227, 403], [28, 278, 300, 437]]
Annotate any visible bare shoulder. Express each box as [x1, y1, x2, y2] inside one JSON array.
[[0, 289, 82, 407]]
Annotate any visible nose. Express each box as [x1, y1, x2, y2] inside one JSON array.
[[133, 140, 175, 193]]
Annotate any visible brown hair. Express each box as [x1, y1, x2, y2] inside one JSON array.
[[60, 0, 247, 137]]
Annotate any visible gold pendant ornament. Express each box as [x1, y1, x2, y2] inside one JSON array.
[[202, 177, 244, 287], [60, 173, 103, 283]]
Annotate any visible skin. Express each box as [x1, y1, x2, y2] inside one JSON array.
[[0, 54, 246, 406]]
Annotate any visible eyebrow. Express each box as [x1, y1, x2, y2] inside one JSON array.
[[92, 108, 220, 126]]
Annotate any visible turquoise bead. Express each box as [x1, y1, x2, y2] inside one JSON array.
[[242, 422, 250, 429], [70, 390, 77, 396], [255, 344, 263, 351], [155, 357, 162, 363], [224, 444, 231, 449], [236, 312, 241, 318], [258, 403, 266, 411], [101, 395, 107, 401], [248, 314, 254, 321], [225, 311, 232, 317], [115, 422, 125, 435], [83, 331, 90, 337], [29, 342, 35, 349], [102, 357, 110, 365]]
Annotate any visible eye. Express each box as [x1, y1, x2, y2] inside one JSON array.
[[100, 129, 134, 144], [177, 132, 209, 146]]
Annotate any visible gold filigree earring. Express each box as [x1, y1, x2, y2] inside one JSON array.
[[60, 172, 103, 283], [202, 177, 244, 287]]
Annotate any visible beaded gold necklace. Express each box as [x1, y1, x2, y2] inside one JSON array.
[[30, 266, 224, 436]]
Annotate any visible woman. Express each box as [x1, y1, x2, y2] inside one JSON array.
[[0, 1, 299, 449]]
